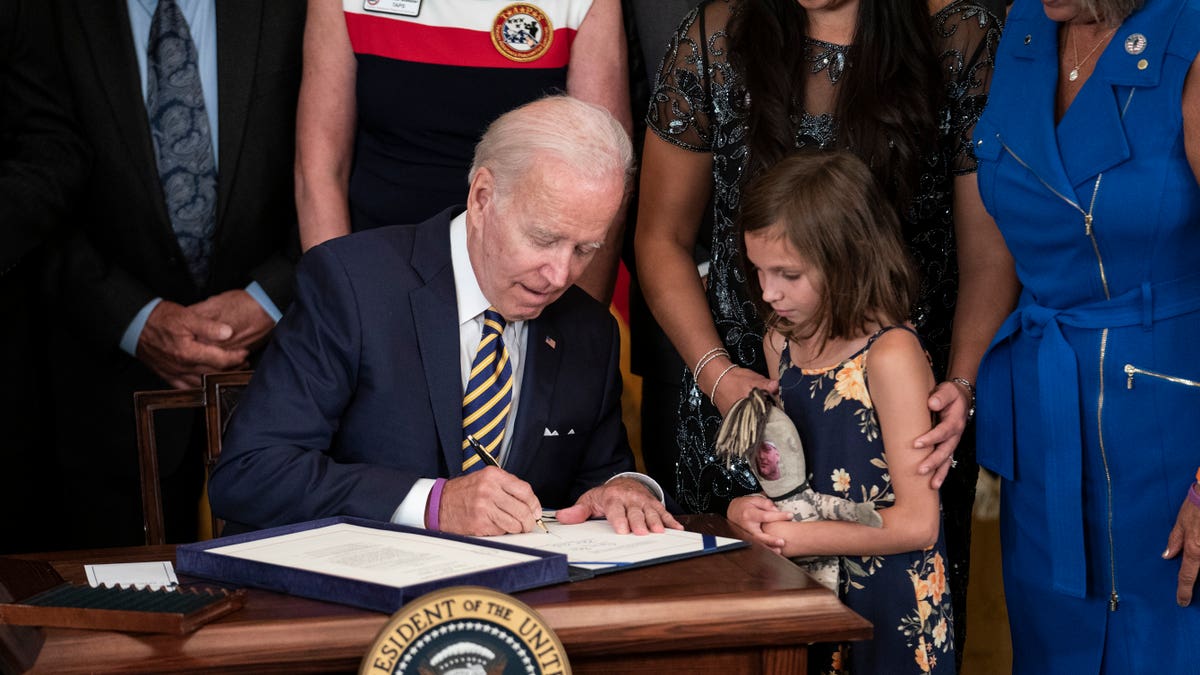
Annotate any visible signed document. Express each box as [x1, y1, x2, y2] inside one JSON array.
[[205, 523, 540, 587], [480, 520, 746, 572], [177, 517, 570, 613]]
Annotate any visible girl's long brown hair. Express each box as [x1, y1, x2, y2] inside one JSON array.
[[741, 150, 918, 346]]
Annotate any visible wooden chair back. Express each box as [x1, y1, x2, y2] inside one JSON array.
[[134, 371, 253, 545]]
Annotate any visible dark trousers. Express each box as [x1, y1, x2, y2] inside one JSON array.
[[56, 408, 205, 550], [0, 257, 58, 554]]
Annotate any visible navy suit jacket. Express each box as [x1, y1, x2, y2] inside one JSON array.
[[210, 208, 636, 530]]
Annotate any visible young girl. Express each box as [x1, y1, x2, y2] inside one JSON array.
[[728, 151, 954, 674]]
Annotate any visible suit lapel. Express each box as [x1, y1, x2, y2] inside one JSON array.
[[213, 0, 262, 234], [504, 315, 562, 480], [1056, 77, 1130, 188], [409, 218, 464, 474], [993, 4, 1078, 205], [1057, 0, 1180, 188], [77, 1, 168, 225]]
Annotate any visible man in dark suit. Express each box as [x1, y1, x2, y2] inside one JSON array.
[[48, 0, 303, 547], [211, 96, 678, 536], [1, 0, 87, 554]]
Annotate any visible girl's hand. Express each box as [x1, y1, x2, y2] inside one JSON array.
[[914, 380, 971, 488], [710, 367, 779, 416], [727, 494, 792, 555]]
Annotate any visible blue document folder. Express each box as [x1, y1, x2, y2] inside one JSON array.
[[176, 517, 570, 613]]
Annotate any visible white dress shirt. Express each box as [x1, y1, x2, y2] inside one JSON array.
[[392, 213, 661, 527], [392, 212, 525, 525]]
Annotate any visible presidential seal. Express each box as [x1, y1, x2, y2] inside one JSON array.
[[491, 4, 553, 63], [360, 586, 571, 675]]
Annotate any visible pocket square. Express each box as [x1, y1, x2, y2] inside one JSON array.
[[543, 428, 559, 437]]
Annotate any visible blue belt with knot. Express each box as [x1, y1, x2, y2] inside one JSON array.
[[976, 273, 1200, 598]]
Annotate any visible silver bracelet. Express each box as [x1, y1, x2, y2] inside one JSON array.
[[693, 346, 727, 374], [710, 364, 739, 403], [693, 347, 729, 383], [950, 377, 976, 421]]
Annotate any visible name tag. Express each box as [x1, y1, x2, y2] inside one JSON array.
[[362, 0, 420, 17]]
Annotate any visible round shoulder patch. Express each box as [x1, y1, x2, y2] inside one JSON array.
[[492, 4, 554, 63], [360, 586, 571, 675]]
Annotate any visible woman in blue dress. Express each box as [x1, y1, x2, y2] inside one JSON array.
[[968, 0, 1200, 669]]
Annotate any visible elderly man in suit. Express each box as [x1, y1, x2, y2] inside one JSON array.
[[48, 0, 303, 547], [211, 96, 679, 536]]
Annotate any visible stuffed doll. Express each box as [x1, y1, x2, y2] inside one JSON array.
[[715, 388, 882, 589]]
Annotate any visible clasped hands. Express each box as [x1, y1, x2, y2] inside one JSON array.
[[437, 468, 682, 537], [136, 290, 274, 389], [727, 378, 973, 553]]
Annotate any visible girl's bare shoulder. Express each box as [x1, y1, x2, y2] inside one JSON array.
[[864, 326, 934, 390]]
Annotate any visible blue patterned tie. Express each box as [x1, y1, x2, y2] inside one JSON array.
[[147, 0, 216, 286], [462, 309, 514, 472]]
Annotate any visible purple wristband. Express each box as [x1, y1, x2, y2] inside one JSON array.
[[426, 478, 447, 531], [1188, 483, 1200, 510]]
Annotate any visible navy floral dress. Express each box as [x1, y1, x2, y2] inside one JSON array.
[[779, 327, 954, 674]]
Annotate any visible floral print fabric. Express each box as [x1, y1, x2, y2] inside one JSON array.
[[781, 329, 955, 674]]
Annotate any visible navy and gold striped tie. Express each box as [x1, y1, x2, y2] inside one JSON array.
[[462, 308, 513, 472]]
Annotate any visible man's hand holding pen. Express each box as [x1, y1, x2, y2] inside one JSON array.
[[441, 434, 679, 537], [467, 435, 549, 533], [437, 467, 546, 536]]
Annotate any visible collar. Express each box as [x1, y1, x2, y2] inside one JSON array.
[[1007, 0, 1187, 87], [450, 212, 491, 327]]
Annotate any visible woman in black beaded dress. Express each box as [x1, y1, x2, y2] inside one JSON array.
[[633, 0, 1005, 665]]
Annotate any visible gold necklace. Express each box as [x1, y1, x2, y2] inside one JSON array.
[[1067, 23, 1116, 82]]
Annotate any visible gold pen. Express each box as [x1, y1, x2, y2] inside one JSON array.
[[466, 434, 550, 533]]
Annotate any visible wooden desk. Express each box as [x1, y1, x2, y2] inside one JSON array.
[[13, 516, 870, 673]]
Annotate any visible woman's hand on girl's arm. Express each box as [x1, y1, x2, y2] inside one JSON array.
[[914, 173, 1021, 488], [727, 494, 791, 555], [771, 330, 944, 560], [697, 333, 784, 417], [708, 366, 779, 416], [915, 380, 970, 488]]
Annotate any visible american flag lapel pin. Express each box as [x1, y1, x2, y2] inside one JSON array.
[[545, 336, 557, 349]]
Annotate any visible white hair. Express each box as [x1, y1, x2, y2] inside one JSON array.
[[468, 95, 634, 199]]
